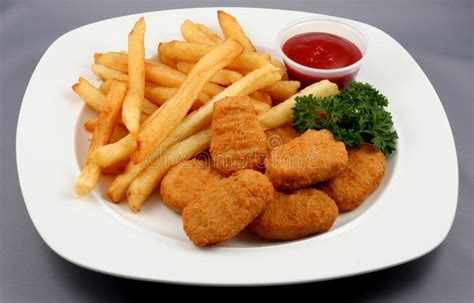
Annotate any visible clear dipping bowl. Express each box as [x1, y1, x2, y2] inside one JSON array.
[[276, 17, 368, 89]]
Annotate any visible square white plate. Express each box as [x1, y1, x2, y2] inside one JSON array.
[[16, 7, 458, 285]]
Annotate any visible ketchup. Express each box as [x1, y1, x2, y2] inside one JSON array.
[[282, 32, 362, 88]]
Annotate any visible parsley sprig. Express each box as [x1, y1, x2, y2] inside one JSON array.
[[292, 82, 398, 155]]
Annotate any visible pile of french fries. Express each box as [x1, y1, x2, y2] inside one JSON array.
[[73, 10, 338, 213]]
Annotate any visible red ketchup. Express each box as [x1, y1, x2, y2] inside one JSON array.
[[282, 32, 362, 88]]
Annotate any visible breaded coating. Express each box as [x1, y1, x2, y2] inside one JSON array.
[[182, 170, 274, 247], [319, 143, 386, 212], [265, 129, 348, 190], [160, 159, 223, 214], [210, 96, 267, 176], [265, 124, 299, 151], [249, 188, 338, 240]]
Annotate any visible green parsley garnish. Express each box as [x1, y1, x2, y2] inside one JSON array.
[[292, 82, 398, 155]]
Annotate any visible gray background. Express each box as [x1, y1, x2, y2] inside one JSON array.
[[1, 0, 473, 301]]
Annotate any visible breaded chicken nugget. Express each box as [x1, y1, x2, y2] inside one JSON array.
[[210, 96, 267, 176], [319, 143, 386, 212], [265, 124, 299, 151], [160, 158, 223, 214], [183, 169, 274, 247], [265, 129, 348, 190], [249, 188, 338, 240]]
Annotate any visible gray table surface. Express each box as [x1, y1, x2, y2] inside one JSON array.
[[1, 0, 473, 301]]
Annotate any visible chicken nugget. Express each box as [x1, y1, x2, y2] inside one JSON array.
[[210, 96, 267, 176], [265, 124, 299, 151], [160, 158, 223, 214], [265, 129, 348, 190], [183, 169, 274, 247], [249, 188, 338, 240], [319, 143, 386, 212]]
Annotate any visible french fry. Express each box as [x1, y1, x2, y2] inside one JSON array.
[[101, 158, 129, 176], [124, 80, 338, 209], [250, 98, 271, 114], [99, 79, 114, 94], [92, 134, 138, 168], [95, 52, 225, 96], [99, 78, 159, 116], [107, 159, 149, 203], [84, 119, 128, 143], [92, 64, 128, 82], [158, 41, 271, 71], [249, 91, 272, 105], [127, 129, 211, 212], [72, 77, 106, 112], [176, 61, 243, 86], [271, 59, 289, 80], [92, 103, 165, 168], [257, 80, 338, 130], [217, 10, 256, 52], [145, 84, 210, 106], [75, 81, 127, 196], [180, 19, 222, 45], [159, 52, 177, 68], [134, 39, 244, 163], [122, 17, 146, 134], [262, 80, 301, 102]]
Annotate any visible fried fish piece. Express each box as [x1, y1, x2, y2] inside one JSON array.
[[319, 143, 386, 212], [182, 169, 274, 246], [160, 158, 223, 214], [210, 96, 267, 176], [264, 124, 299, 151], [249, 188, 338, 240], [265, 129, 348, 190]]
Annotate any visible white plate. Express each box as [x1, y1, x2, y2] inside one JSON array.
[[16, 7, 458, 285]]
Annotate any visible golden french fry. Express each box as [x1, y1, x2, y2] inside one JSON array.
[[84, 118, 128, 143], [101, 158, 129, 176], [127, 129, 211, 212], [262, 80, 301, 102], [99, 78, 158, 116], [145, 85, 210, 107], [271, 59, 288, 80], [176, 60, 243, 86], [83, 119, 97, 132], [72, 77, 106, 112], [92, 64, 128, 82], [99, 79, 114, 94], [75, 81, 127, 196], [180, 19, 222, 45], [159, 52, 176, 68], [158, 41, 271, 71], [92, 102, 164, 169], [134, 39, 244, 163], [92, 133, 138, 168], [107, 159, 149, 203], [249, 91, 272, 105], [258, 80, 338, 130], [250, 98, 271, 114], [217, 10, 256, 52], [122, 17, 146, 134], [95, 52, 225, 97]]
